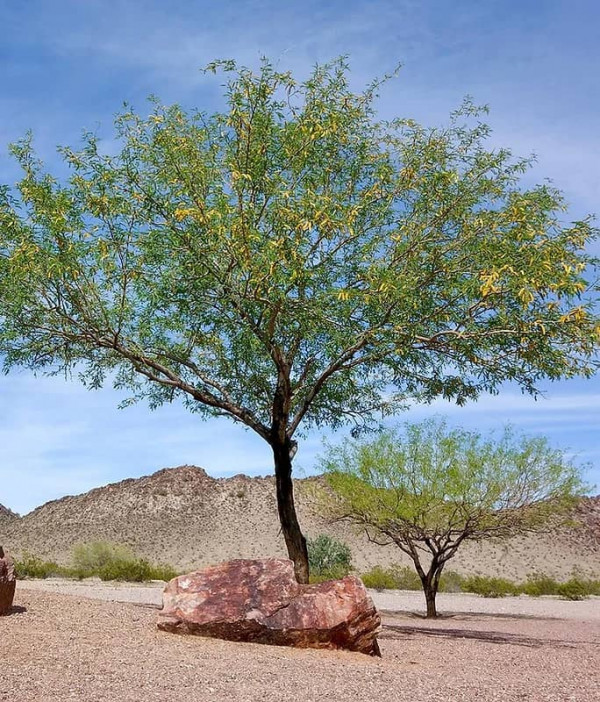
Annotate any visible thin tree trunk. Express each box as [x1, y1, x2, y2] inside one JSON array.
[[271, 439, 309, 584]]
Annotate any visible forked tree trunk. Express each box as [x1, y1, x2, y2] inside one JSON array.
[[271, 439, 309, 584]]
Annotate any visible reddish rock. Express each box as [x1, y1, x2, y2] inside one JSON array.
[[0, 546, 16, 615], [157, 558, 381, 655]]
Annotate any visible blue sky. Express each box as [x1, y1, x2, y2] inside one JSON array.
[[0, 0, 598, 514]]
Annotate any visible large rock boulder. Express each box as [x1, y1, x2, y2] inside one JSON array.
[[157, 558, 381, 655], [0, 546, 16, 615]]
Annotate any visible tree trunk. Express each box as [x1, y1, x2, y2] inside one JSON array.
[[271, 439, 309, 584], [421, 565, 443, 618], [424, 584, 438, 618]]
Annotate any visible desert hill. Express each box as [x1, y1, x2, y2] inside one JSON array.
[[0, 503, 19, 525], [1, 465, 599, 580]]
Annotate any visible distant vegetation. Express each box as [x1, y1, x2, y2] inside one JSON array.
[[10, 529, 600, 603], [305, 533, 599, 601], [15, 541, 178, 582], [360, 564, 600, 601], [12, 539, 600, 600]]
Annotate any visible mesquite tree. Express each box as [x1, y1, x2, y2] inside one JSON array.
[[0, 58, 598, 583], [320, 420, 588, 617]]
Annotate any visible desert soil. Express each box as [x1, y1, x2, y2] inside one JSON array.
[[1, 581, 599, 701]]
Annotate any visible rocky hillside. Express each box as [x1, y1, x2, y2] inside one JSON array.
[[0, 503, 19, 525], [1, 465, 599, 580]]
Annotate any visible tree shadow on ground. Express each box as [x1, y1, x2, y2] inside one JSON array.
[[380, 623, 579, 649], [380, 609, 561, 622]]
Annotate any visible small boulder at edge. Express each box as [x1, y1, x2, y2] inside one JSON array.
[[0, 546, 16, 615], [157, 558, 381, 656]]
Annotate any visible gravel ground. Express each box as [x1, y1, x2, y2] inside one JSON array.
[[1, 582, 599, 701]]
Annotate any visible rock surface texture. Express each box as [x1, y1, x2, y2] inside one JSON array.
[[157, 558, 381, 655], [0, 546, 16, 614]]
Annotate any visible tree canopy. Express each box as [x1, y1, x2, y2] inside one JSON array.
[[0, 58, 598, 582], [319, 419, 589, 616]]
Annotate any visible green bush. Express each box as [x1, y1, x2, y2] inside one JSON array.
[[307, 535, 352, 580], [58, 565, 89, 580], [360, 565, 400, 591], [360, 564, 422, 591], [70, 541, 177, 582], [358, 563, 600, 598], [97, 557, 150, 582], [557, 579, 588, 601], [72, 541, 134, 572], [462, 575, 519, 598], [522, 572, 560, 597], [388, 565, 422, 590], [361, 565, 468, 592], [15, 553, 61, 579], [15, 544, 178, 583], [147, 563, 178, 582], [566, 572, 600, 596], [102, 558, 177, 582]]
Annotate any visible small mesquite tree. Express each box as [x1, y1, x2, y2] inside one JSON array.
[[0, 59, 598, 583], [319, 420, 589, 617]]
